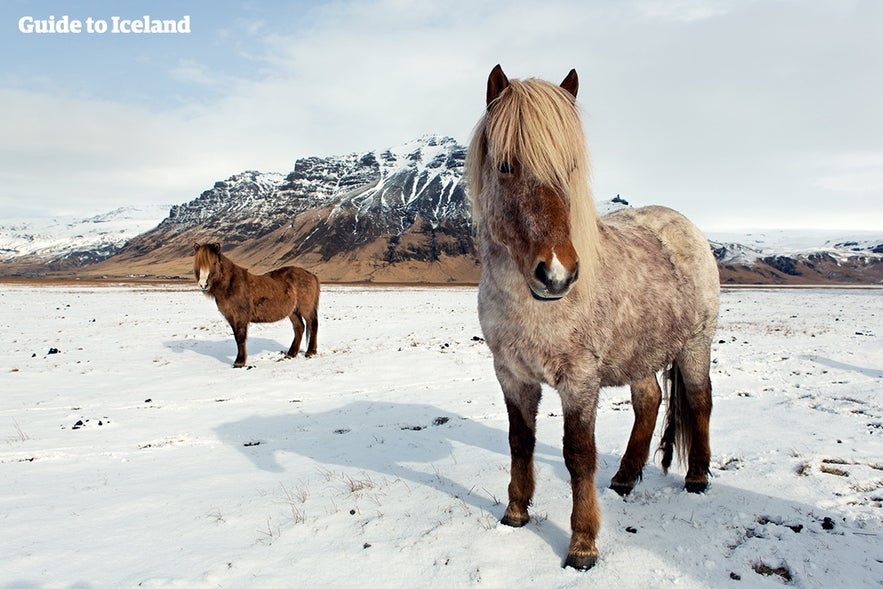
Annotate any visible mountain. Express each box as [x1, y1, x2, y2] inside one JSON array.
[[0, 135, 880, 285], [709, 231, 883, 285], [0, 205, 171, 276], [86, 135, 478, 282]]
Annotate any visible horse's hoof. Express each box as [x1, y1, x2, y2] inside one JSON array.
[[685, 481, 708, 494], [233, 363, 245, 368], [609, 482, 634, 497], [563, 552, 598, 571], [500, 511, 529, 527], [305, 351, 316, 358]]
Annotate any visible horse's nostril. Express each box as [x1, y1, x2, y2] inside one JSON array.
[[534, 261, 548, 285]]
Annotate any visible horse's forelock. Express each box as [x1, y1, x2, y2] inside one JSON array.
[[485, 79, 586, 192], [194, 245, 218, 275]]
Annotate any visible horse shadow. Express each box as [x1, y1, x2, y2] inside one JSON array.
[[164, 336, 291, 366], [803, 354, 883, 379], [215, 400, 577, 555], [215, 401, 867, 580]]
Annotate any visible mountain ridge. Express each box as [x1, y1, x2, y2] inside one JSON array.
[[1, 135, 881, 285]]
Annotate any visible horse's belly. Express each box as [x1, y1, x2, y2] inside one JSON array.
[[250, 294, 295, 323]]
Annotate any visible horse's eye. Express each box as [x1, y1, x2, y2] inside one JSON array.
[[498, 161, 513, 174]]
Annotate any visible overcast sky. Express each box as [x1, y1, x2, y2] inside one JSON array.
[[2, 0, 881, 230]]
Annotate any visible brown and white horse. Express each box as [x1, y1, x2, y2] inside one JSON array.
[[465, 65, 720, 570], [194, 243, 320, 367]]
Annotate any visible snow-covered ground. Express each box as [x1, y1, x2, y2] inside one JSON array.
[[1, 285, 880, 588]]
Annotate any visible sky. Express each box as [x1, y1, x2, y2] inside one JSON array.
[[1, 0, 881, 231]]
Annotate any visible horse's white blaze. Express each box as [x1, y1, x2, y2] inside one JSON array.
[[198, 267, 210, 289], [548, 251, 569, 282]]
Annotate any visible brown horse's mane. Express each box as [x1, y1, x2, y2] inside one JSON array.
[[466, 77, 601, 288]]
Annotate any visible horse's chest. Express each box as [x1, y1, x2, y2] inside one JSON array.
[[478, 296, 583, 386]]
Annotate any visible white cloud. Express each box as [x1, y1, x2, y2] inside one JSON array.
[[1, 0, 881, 231], [635, 0, 739, 22], [814, 152, 883, 194]]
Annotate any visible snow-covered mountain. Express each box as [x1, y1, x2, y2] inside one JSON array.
[[98, 135, 478, 282], [0, 135, 880, 284], [0, 205, 170, 270], [708, 230, 883, 284]]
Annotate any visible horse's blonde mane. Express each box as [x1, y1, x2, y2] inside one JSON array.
[[466, 77, 600, 285]]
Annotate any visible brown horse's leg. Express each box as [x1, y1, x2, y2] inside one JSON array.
[[287, 311, 305, 358], [610, 374, 662, 495], [563, 405, 600, 570], [232, 323, 248, 368], [304, 307, 318, 358], [670, 345, 714, 493], [496, 366, 541, 528], [683, 373, 713, 493]]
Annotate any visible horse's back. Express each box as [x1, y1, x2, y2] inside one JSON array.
[[266, 265, 316, 285], [603, 205, 719, 329], [265, 266, 320, 307]]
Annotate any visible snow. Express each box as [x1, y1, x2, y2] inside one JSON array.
[[1, 284, 881, 588]]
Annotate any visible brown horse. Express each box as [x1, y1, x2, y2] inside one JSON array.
[[193, 243, 319, 367], [465, 65, 720, 570]]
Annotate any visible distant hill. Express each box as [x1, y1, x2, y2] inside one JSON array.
[[0, 205, 172, 275], [709, 231, 883, 285]]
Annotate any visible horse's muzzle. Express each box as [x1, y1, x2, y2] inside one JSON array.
[[529, 259, 579, 300]]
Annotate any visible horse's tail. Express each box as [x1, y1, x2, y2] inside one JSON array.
[[658, 362, 690, 474]]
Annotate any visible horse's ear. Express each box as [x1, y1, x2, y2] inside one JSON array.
[[487, 64, 509, 108], [211, 242, 221, 253], [560, 69, 578, 99], [193, 242, 200, 251]]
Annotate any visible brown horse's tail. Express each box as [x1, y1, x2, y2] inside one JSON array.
[[658, 362, 690, 474]]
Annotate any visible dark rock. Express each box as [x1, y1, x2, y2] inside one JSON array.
[[761, 256, 800, 276]]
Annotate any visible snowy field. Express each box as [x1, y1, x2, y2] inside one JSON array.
[[1, 284, 880, 588]]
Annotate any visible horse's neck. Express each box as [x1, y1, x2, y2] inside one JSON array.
[[212, 255, 242, 290]]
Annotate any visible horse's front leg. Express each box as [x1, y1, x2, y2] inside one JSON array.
[[562, 392, 601, 570], [496, 364, 541, 527]]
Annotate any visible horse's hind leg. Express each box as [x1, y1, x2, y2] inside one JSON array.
[[682, 370, 713, 493], [287, 310, 305, 358], [675, 345, 714, 493], [610, 374, 662, 495], [497, 363, 541, 528], [304, 307, 318, 358]]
